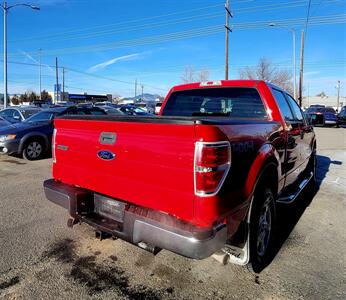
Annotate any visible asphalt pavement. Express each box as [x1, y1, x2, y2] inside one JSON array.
[[0, 127, 345, 300]]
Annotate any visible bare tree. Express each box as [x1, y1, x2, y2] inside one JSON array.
[[239, 58, 293, 95], [181, 66, 195, 83], [181, 66, 210, 83], [197, 69, 210, 82]]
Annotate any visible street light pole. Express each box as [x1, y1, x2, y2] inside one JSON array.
[[39, 48, 42, 100], [269, 23, 297, 99], [1, 1, 40, 108]]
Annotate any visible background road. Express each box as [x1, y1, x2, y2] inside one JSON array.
[[0, 127, 345, 299]]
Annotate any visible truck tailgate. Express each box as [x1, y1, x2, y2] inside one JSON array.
[[53, 117, 196, 221]]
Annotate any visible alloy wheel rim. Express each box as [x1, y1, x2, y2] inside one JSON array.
[[27, 142, 42, 158], [257, 196, 272, 257]]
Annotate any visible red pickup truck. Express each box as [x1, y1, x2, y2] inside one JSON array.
[[44, 80, 316, 272]]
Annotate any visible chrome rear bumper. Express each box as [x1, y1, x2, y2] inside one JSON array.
[[43, 179, 226, 259]]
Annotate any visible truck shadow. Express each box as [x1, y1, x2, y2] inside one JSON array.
[[266, 154, 342, 271]]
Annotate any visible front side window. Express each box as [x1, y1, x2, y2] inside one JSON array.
[[162, 88, 267, 118], [12, 110, 21, 120]]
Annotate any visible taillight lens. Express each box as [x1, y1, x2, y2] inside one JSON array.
[[52, 128, 57, 163], [194, 142, 231, 196]]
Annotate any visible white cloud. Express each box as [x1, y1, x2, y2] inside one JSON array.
[[304, 71, 321, 77], [20, 50, 54, 73], [20, 50, 39, 64], [87, 53, 142, 73]]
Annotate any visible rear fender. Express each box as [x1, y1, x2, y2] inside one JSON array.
[[244, 143, 281, 199]]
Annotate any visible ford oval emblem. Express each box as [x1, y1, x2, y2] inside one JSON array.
[[97, 150, 115, 160]]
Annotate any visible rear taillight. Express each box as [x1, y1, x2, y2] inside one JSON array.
[[52, 129, 57, 163], [194, 141, 231, 196]]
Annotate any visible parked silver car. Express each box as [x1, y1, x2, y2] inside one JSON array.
[[0, 106, 41, 123]]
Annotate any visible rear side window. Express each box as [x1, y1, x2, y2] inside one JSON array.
[[285, 94, 304, 121], [271, 89, 294, 122], [324, 107, 336, 113], [21, 109, 40, 118], [162, 88, 267, 118]]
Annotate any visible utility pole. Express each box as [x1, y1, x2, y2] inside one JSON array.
[[336, 80, 340, 111], [55, 57, 59, 104], [62, 67, 65, 101], [292, 29, 297, 100], [298, 30, 305, 107], [134, 79, 137, 99], [224, 0, 232, 80], [3, 0, 7, 108], [39, 48, 42, 100]]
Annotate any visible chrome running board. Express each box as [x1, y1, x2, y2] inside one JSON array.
[[277, 172, 314, 204]]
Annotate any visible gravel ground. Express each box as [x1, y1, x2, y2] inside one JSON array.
[[0, 127, 345, 300]]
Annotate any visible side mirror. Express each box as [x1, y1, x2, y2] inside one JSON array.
[[285, 121, 293, 130]]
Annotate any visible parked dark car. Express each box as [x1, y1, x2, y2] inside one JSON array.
[[96, 105, 125, 115], [118, 105, 152, 116], [0, 116, 11, 128], [338, 107, 346, 126], [304, 106, 338, 126], [0, 106, 106, 160], [0, 106, 41, 123]]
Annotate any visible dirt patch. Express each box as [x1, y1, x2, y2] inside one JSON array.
[[70, 255, 161, 299], [0, 276, 20, 291], [1, 159, 26, 165], [109, 255, 118, 262], [42, 239, 163, 299], [42, 238, 76, 263]]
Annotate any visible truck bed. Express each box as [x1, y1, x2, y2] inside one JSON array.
[[53, 115, 280, 227]]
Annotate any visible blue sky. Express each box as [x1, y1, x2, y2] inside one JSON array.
[[1, 0, 345, 97]]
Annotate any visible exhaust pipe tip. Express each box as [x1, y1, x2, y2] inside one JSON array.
[[138, 241, 161, 255]]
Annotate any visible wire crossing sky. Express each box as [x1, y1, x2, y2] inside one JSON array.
[[0, 0, 345, 97]]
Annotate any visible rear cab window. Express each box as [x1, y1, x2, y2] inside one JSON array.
[[161, 87, 267, 119]]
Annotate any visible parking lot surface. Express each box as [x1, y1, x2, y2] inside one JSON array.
[[0, 127, 345, 300]]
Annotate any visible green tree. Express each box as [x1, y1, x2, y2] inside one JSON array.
[[11, 94, 20, 105], [40, 90, 52, 101], [27, 91, 38, 103]]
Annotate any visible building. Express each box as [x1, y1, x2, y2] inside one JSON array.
[[49, 91, 112, 104], [302, 95, 345, 111]]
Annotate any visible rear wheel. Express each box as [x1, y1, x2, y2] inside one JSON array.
[[306, 148, 317, 184], [23, 140, 44, 160], [249, 187, 276, 273]]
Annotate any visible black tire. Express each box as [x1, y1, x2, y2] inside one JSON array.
[[307, 148, 317, 182], [249, 187, 276, 273], [23, 139, 44, 160]]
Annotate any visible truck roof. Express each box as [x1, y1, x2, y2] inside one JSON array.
[[171, 80, 262, 92]]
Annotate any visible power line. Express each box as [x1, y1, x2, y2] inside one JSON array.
[[8, 14, 346, 58], [8, 0, 343, 44], [305, 0, 313, 37], [0, 59, 167, 91]]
